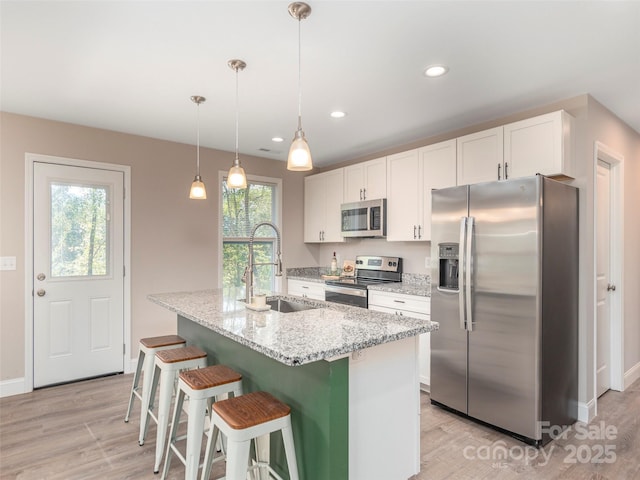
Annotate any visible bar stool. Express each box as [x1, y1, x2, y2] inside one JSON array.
[[161, 365, 243, 480], [125, 335, 186, 424], [201, 391, 299, 480], [140, 345, 208, 474]]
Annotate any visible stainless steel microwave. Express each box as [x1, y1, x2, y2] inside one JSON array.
[[340, 198, 387, 238]]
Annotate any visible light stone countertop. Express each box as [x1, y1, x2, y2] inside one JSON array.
[[286, 269, 431, 297], [149, 288, 437, 367]]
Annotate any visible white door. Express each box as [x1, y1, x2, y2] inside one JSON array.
[[596, 160, 612, 397], [33, 162, 124, 387]]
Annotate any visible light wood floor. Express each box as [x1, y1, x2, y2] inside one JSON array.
[[1, 374, 638, 479]]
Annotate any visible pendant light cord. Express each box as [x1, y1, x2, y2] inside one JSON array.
[[297, 16, 302, 130], [196, 102, 201, 176], [235, 67, 240, 164]]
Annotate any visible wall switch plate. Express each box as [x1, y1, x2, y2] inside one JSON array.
[[0, 256, 17, 271], [425, 256, 431, 268]]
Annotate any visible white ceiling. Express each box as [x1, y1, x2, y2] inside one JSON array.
[[2, 1, 639, 168]]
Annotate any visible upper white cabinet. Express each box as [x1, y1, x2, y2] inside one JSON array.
[[386, 140, 456, 241], [457, 126, 504, 185], [458, 110, 575, 185], [419, 140, 457, 241], [386, 149, 421, 241], [304, 169, 345, 243], [343, 157, 387, 202], [504, 110, 574, 179]]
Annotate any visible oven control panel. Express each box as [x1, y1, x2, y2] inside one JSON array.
[[355, 255, 402, 273]]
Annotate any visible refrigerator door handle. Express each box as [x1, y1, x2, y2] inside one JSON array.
[[459, 217, 467, 331], [465, 216, 475, 331]]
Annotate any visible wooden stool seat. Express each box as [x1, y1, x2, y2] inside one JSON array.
[[161, 365, 244, 480], [139, 334, 186, 349], [180, 364, 242, 390], [124, 335, 186, 424], [155, 345, 207, 364], [213, 391, 291, 430]]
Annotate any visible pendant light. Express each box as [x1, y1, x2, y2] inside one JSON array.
[[189, 95, 207, 199], [287, 2, 313, 171], [227, 59, 248, 189]]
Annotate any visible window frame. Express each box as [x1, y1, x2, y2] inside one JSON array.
[[217, 171, 283, 290]]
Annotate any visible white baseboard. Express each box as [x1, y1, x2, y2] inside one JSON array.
[[577, 397, 596, 424], [624, 361, 640, 390], [1, 358, 138, 399], [0, 377, 26, 398]]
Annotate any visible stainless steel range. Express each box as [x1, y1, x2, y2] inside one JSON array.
[[324, 255, 402, 308]]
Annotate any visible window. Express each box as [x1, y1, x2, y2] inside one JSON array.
[[221, 175, 281, 292], [50, 182, 110, 277]]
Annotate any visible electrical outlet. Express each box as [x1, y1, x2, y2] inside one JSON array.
[[351, 350, 365, 362], [425, 256, 431, 268]]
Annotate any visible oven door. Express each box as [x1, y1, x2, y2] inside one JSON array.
[[324, 284, 368, 308]]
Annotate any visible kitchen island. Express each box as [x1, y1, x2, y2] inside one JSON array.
[[149, 289, 437, 480]]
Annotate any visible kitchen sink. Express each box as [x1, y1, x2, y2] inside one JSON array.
[[266, 298, 320, 313]]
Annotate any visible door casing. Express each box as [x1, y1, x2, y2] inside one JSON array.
[[25, 153, 131, 392], [593, 141, 624, 412]]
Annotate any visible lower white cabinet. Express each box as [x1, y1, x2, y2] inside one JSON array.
[[287, 278, 325, 301], [368, 290, 431, 390]]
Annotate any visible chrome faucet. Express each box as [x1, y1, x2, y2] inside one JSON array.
[[243, 221, 283, 303]]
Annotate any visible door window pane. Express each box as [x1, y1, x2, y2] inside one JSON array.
[[50, 183, 109, 277]]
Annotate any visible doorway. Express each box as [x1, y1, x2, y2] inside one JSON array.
[[25, 154, 131, 390], [594, 142, 624, 402]]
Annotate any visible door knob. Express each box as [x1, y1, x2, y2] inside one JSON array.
[[607, 284, 616, 292], [37, 273, 46, 281], [36, 289, 46, 297]]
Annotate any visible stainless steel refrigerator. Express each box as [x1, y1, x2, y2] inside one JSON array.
[[430, 175, 578, 446]]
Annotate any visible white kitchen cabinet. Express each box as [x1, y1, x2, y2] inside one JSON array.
[[386, 149, 420, 241], [418, 140, 457, 241], [457, 126, 504, 185], [368, 290, 431, 389], [304, 169, 345, 243], [457, 110, 575, 185], [504, 110, 574, 179], [386, 141, 456, 241], [287, 278, 325, 301], [343, 157, 387, 203]]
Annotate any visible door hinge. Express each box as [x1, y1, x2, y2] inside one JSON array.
[[123, 265, 126, 277], [123, 343, 126, 354]]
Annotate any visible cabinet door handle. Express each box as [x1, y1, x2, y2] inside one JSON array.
[[359, 188, 363, 200], [418, 225, 422, 239], [497, 163, 501, 180], [413, 225, 417, 239], [505, 162, 509, 179], [363, 188, 366, 200], [322, 230, 325, 241], [393, 299, 406, 304], [319, 231, 322, 241]]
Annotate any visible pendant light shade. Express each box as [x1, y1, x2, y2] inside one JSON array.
[[189, 95, 207, 199], [227, 59, 248, 189], [287, 2, 313, 171]]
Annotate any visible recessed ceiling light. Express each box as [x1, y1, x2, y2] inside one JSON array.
[[330, 111, 346, 118], [424, 65, 449, 78], [272, 137, 284, 142]]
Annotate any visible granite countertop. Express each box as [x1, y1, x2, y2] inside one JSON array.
[[148, 289, 437, 367], [286, 268, 431, 297]]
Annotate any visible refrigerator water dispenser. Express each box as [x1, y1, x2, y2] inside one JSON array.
[[438, 243, 459, 290]]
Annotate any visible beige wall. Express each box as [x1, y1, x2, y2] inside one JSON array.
[[0, 112, 318, 383]]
